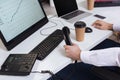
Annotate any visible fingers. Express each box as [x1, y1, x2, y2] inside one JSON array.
[[64, 43, 77, 50], [92, 20, 99, 26], [65, 49, 72, 59], [64, 45, 71, 52], [92, 20, 103, 29], [92, 20, 102, 26], [65, 49, 69, 53], [72, 43, 77, 46], [93, 24, 102, 29], [63, 45, 69, 49], [64, 44, 74, 53], [64, 47, 70, 57]]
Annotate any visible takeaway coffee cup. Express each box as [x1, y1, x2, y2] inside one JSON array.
[[74, 21, 86, 41], [87, 0, 95, 10]]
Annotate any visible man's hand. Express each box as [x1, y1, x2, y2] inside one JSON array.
[[64, 43, 81, 60], [92, 20, 113, 30]]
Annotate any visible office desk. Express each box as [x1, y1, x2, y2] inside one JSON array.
[[1, 1, 120, 80], [0, 16, 112, 80]]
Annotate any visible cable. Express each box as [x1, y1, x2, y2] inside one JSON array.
[[40, 16, 75, 36], [31, 71, 41, 74], [40, 20, 57, 36], [31, 70, 63, 80], [55, 19, 65, 27], [31, 70, 54, 75], [50, 18, 65, 27], [52, 19, 75, 31], [31, 70, 55, 79], [39, 18, 65, 36]]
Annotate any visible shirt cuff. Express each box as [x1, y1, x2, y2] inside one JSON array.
[[80, 51, 91, 63], [113, 24, 120, 31]]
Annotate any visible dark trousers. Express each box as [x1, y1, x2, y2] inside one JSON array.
[[48, 39, 120, 80]]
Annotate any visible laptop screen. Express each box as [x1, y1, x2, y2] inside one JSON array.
[[53, 0, 78, 17]]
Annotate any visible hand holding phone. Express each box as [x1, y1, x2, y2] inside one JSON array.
[[62, 27, 77, 63]]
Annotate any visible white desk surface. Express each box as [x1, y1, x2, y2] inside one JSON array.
[[1, 0, 120, 80]]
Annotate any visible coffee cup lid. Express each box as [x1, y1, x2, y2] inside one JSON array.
[[74, 21, 86, 28]]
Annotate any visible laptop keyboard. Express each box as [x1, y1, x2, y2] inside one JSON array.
[[61, 10, 85, 20]]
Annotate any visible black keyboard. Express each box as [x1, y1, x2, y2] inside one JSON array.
[[30, 29, 64, 60]]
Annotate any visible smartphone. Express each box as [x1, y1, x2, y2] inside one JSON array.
[[94, 14, 106, 19]]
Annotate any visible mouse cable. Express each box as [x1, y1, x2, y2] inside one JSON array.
[[51, 18, 75, 31], [43, 16, 75, 36], [53, 18, 75, 30], [31, 70, 63, 80], [40, 17, 65, 36], [39, 20, 57, 36]]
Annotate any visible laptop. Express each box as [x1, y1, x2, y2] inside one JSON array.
[[53, 0, 92, 23]]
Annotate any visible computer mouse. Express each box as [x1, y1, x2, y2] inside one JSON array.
[[85, 27, 92, 33]]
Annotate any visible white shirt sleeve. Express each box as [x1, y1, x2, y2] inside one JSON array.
[[81, 47, 120, 67], [113, 24, 120, 31]]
